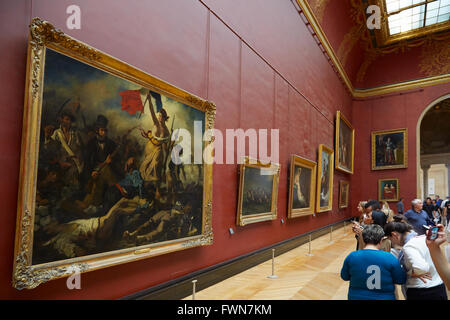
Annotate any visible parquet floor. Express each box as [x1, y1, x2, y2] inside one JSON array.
[[183, 225, 409, 300]]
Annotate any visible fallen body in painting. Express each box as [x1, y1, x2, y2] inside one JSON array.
[[42, 196, 149, 258], [40, 182, 202, 261]]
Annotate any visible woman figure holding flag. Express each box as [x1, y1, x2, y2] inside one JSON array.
[[139, 91, 170, 195]]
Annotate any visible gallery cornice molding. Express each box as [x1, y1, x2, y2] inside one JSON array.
[[295, 0, 450, 99], [353, 74, 450, 98]]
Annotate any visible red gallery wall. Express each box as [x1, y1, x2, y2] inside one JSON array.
[[351, 83, 450, 214], [0, 0, 353, 299]]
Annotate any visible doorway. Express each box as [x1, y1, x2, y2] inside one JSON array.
[[418, 97, 450, 199]]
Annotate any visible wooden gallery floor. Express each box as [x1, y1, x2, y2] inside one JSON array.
[[183, 224, 409, 300]]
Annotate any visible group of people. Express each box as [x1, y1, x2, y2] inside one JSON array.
[[244, 187, 271, 207], [34, 92, 204, 263], [340, 197, 449, 300], [398, 195, 450, 226]]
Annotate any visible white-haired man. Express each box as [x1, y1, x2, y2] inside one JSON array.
[[404, 199, 435, 236]]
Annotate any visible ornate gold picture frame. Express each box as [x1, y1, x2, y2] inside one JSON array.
[[13, 18, 215, 290], [378, 178, 399, 202], [339, 180, 350, 209], [316, 144, 334, 213], [335, 111, 354, 174], [371, 128, 408, 170], [288, 155, 316, 218], [236, 157, 280, 226]]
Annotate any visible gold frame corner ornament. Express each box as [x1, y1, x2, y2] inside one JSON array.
[[13, 18, 215, 289]]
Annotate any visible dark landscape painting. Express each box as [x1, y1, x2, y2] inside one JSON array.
[[241, 166, 274, 216]]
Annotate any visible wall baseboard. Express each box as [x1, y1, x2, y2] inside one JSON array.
[[120, 218, 353, 300]]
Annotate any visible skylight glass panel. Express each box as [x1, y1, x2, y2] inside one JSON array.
[[386, 0, 426, 13], [385, 0, 450, 35], [388, 6, 424, 33]]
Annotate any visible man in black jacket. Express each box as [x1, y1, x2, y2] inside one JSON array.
[[422, 197, 434, 220], [365, 200, 387, 228], [78, 115, 119, 212]]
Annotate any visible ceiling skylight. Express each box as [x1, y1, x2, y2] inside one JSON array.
[[385, 0, 450, 35]]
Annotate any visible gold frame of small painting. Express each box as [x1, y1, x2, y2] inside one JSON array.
[[339, 180, 350, 209], [236, 157, 281, 226], [378, 178, 399, 202], [371, 128, 408, 170], [316, 144, 334, 213], [288, 155, 317, 218], [335, 111, 354, 174]]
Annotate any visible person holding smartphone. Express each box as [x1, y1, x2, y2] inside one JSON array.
[[384, 221, 447, 300], [426, 224, 450, 290]]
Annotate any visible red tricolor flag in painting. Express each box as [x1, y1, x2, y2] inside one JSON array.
[[119, 90, 144, 115]]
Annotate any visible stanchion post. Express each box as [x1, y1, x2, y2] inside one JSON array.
[[192, 280, 197, 300], [305, 234, 314, 256], [267, 248, 279, 279], [329, 226, 334, 244]]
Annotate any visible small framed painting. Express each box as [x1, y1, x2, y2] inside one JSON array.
[[237, 157, 280, 226], [288, 155, 316, 218], [339, 180, 350, 209], [316, 144, 334, 213], [378, 178, 399, 202]]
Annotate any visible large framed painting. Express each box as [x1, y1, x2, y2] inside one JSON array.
[[237, 157, 280, 226], [371, 128, 408, 170], [335, 111, 354, 174], [339, 180, 350, 209], [316, 144, 334, 213], [288, 155, 316, 218], [378, 179, 399, 202], [13, 18, 216, 289]]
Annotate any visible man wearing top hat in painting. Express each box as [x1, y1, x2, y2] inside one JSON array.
[[78, 115, 119, 213]]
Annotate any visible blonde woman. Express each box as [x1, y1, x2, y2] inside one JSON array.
[[353, 201, 368, 250], [357, 201, 367, 224], [382, 201, 394, 223]]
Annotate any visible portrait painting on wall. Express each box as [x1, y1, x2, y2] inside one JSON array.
[[378, 179, 399, 202], [371, 128, 408, 170], [316, 144, 334, 213], [339, 180, 350, 209], [288, 155, 316, 218], [13, 18, 216, 290], [237, 157, 280, 226], [335, 111, 354, 174]]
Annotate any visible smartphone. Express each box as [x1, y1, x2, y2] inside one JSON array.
[[427, 226, 439, 241], [352, 220, 361, 227]]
